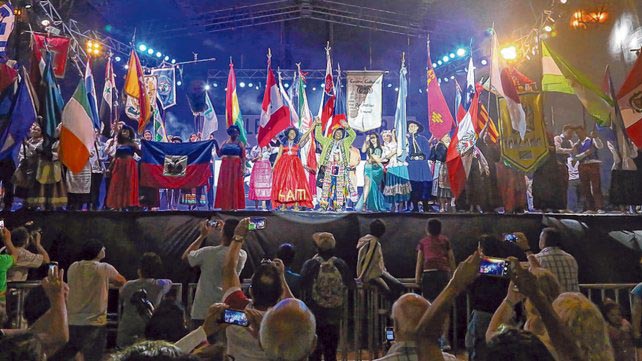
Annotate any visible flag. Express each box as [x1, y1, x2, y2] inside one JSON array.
[[426, 40, 455, 140], [295, 65, 317, 183], [318, 45, 337, 136], [395, 62, 408, 161], [454, 80, 466, 124], [279, 70, 298, 127], [40, 52, 64, 139], [225, 62, 247, 144], [99, 57, 117, 137], [152, 101, 167, 142], [490, 31, 526, 139], [140, 140, 215, 188], [617, 50, 642, 148], [0, 69, 36, 159], [446, 87, 480, 198], [478, 103, 498, 143], [258, 58, 291, 147], [124, 49, 151, 134], [84, 60, 100, 130], [0, 2, 15, 61], [30, 33, 70, 85], [602, 65, 635, 170], [333, 67, 346, 128], [151, 67, 176, 109], [465, 57, 475, 108], [0, 62, 17, 95], [60, 79, 95, 173], [202, 91, 218, 139], [542, 42, 613, 125]]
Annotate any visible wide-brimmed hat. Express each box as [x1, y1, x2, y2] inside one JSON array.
[[407, 120, 424, 134], [312, 232, 336, 251]]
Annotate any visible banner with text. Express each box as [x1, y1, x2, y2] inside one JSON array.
[[346, 71, 383, 132]]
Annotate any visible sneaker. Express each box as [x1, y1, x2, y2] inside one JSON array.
[[439, 336, 451, 351]]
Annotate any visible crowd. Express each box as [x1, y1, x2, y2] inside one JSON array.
[[2, 115, 640, 214], [0, 216, 640, 361]]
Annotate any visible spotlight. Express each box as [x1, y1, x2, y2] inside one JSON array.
[[171, 59, 176, 64], [312, 87, 317, 91], [114, 56, 121, 62], [24, 3, 32, 9], [147, 48, 154, 55], [40, 19, 50, 27], [156, 51, 162, 58], [239, 81, 246, 88], [500, 46, 517, 60], [387, 83, 393, 88], [450, 75, 455, 79], [432, 63, 438, 68], [560, 0, 567, 3], [248, 82, 253, 88], [255, 86, 259, 90], [394, 87, 399, 92], [437, 60, 443, 65], [138, 44, 147, 52], [544, 25, 553, 32], [284, 83, 289, 88], [442, 56, 449, 63], [213, 82, 218, 88], [418, 88, 423, 93], [204, 84, 211, 91], [480, 59, 488, 65], [124, 64, 129, 70], [164, 56, 170, 61], [444, 77, 449, 82], [456, 48, 466, 57], [449, 53, 455, 58], [177, 80, 182, 86]]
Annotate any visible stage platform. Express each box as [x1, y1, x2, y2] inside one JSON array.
[[4, 211, 642, 284]]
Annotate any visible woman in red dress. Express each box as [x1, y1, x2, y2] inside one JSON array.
[[215, 125, 246, 210], [271, 127, 314, 210], [106, 126, 141, 210]]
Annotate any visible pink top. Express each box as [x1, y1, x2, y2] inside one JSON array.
[[417, 235, 451, 272]]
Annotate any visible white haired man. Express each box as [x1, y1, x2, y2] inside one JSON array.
[[259, 298, 317, 361]]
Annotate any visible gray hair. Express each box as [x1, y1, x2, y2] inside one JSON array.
[[259, 299, 317, 361]]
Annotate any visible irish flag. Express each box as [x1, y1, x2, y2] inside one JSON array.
[[258, 56, 290, 147], [60, 79, 95, 173], [226, 62, 247, 144]]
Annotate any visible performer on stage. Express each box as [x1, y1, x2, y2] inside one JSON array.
[[407, 121, 432, 212], [357, 133, 387, 212], [248, 145, 274, 210], [139, 130, 160, 211], [106, 126, 140, 210], [271, 127, 314, 210], [381, 130, 411, 212], [215, 125, 246, 210], [430, 135, 452, 213], [315, 119, 357, 211], [181, 134, 207, 210]]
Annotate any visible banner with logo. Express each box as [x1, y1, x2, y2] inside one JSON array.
[[498, 93, 549, 173], [151, 67, 176, 109], [346, 71, 383, 132]]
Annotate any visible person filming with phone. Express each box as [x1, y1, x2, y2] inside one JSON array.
[[5, 222, 50, 283]]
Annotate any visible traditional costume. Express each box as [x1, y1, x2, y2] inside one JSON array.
[[214, 141, 246, 210], [271, 130, 313, 209], [381, 130, 411, 204], [20, 138, 67, 210], [106, 144, 140, 209], [315, 123, 357, 211], [407, 121, 432, 211], [248, 146, 273, 202], [357, 138, 387, 212]]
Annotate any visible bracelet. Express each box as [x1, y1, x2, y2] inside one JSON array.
[[232, 235, 245, 242]]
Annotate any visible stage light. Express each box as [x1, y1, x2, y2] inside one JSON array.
[[156, 51, 162, 58], [480, 59, 488, 65], [204, 84, 211, 91], [544, 25, 553, 32], [443, 77, 449, 82], [450, 75, 455, 79], [24, 3, 32, 9], [437, 60, 442, 65], [449, 53, 455, 58], [432, 63, 438, 68], [560, 0, 567, 3], [312, 87, 317, 91], [164, 56, 170, 61], [147, 48, 154, 55], [255, 86, 259, 90], [418, 88, 423, 93], [387, 83, 393, 88], [40, 19, 50, 27], [456, 48, 466, 57], [442, 56, 449, 62], [284, 83, 289, 88], [248, 82, 253, 88], [138, 44, 147, 52], [394, 87, 399, 92], [171, 59, 176, 64], [213, 82, 218, 88], [124, 64, 129, 70], [114, 56, 121, 62], [239, 82, 246, 88], [500, 46, 518, 60], [177, 80, 182, 86]]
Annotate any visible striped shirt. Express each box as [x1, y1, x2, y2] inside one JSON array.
[[534, 247, 579, 293]]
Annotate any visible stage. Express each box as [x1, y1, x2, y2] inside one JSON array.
[[5, 211, 642, 284]]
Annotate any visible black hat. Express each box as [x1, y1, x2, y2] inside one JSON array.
[[407, 120, 424, 134]]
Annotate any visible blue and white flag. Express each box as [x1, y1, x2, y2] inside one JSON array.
[[465, 57, 475, 109], [152, 66, 176, 109], [394, 62, 408, 162], [0, 68, 36, 159], [0, 2, 14, 61], [201, 91, 218, 138], [84, 60, 100, 130]]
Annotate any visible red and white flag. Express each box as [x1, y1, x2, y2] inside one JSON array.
[[318, 44, 337, 136], [617, 52, 642, 148], [258, 53, 290, 147]]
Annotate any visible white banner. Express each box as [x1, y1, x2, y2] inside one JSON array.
[[346, 71, 383, 132]]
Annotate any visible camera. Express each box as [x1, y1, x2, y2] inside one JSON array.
[[130, 289, 155, 320]]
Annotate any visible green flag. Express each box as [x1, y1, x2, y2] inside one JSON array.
[[541, 42, 613, 125]]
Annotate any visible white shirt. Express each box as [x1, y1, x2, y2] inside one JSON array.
[[374, 341, 457, 361], [188, 245, 247, 320], [566, 157, 580, 181], [67, 260, 120, 326], [6, 248, 43, 282]]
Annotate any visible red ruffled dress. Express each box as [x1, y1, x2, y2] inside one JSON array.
[[215, 142, 246, 210], [106, 145, 140, 209], [271, 144, 313, 208]]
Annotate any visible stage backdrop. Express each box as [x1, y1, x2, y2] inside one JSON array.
[[4, 212, 642, 286]]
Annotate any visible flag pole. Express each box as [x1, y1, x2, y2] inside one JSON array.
[[487, 24, 495, 120]]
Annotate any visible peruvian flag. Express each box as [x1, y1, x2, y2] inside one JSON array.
[[258, 55, 290, 147], [446, 86, 480, 199], [617, 50, 642, 148]]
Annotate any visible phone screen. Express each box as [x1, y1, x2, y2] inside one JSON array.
[[248, 217, 266, 231], [479, 257, 510, 278], [0, 219, 5, 229], [221, 309, 249, 327], [385, 327, 395, 341], [504, 233, 517, 242]]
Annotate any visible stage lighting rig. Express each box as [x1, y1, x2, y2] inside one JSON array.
[[86, 40, 103, 57], [500, 46, 517, 60]]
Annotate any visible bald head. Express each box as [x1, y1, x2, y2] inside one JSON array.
[[391, 293, 431, 339], [259, 299, 317, 361]]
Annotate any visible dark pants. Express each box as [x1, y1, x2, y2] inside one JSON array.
[[56, 325, 107, 361], [0, 158, 15, 210], [90, 173, 103, 210], [421, 270, 449, 302], [465, 310, 493, 361], [310, 323, 340, 361], [579, 163, 603, 211]]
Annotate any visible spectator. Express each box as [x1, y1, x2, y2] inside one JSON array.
[[114, 340, 198, 361], [357, 219, 404, 301], [60, 239, 126, 361], [117, 252, 173, 347], [631, 282, 642, 350], [414, 218, 456, 350], [276, 243, 302, 298], [518, 227, 579, 293], [181, 219, 247, 328], [145, 288, 189, 343], [601, 299, 635, 361], [301, 232, 355, 361], [374, 293, 457, 360], [0, 228, 17, 325], [5, 226, 49, 282], [260, 298, 318, 361], [486, 327, 555, 361]]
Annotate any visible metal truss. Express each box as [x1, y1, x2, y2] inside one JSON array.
[[207, 67, 400, 81]]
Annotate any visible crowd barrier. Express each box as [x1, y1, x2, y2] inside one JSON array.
[[6, 280, 640, 360]]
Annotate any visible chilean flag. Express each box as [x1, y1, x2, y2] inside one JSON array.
[[258, 60, 290, 147], [140, 140, 214, 189]]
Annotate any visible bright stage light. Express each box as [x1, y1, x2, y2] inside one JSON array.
[[449, 53, 455, 58], [239, 82, 246, 88], [443, 77, 449, 82], [138, 44, 147, 52], [480, 59, 488, 65], [500, 46, 517, 60], [114, 56, 121, 62], [284, 83, 289, 88], [40, 19, 50, 27], [387, 83, 392, 88], [450, 75, 455, 79], [164, 56, 170, 61], [560, 0, 567, 3], [394, 87, 399, 92], [544, 25, 553, 32], [177, 80, 182, 86], [432, 63, 438, 68], [456, 48, 466, 57], [442, 56, 449, 62], [255, 86, 259, 90], [248, 82, 254, 88], [147, 48, 154, 55], [171, 59, 176, 64], [156, 51, 162, 58], [312, 87, 317, 91], [213, 82, 218, 88], [124, 64, 129, 70], [204, 84, 211, 91], [437, 60, 442, 65]]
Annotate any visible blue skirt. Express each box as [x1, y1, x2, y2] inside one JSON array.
[[384, 165, 412, 203]]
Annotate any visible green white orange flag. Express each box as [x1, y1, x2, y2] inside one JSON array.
[[60, 79, 95, 173], [225, 62, 247, 144], [541, 42, 613, 125]]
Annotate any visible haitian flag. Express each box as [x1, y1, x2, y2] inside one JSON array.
[[140, 140, 214, 188]]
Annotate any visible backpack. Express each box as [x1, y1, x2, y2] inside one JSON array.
[[311, 256, 346, 308]]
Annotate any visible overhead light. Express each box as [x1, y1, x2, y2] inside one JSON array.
[[437, 60, 442, 65], [171, 59, 176, 64], [394, 87, 399, 92], [480, 59, 488, 65], [114, 56, 121, 62], [443, 77, 449, 82], [456, 48, 466, 57], [312, 87, 317, 91], [138, 44, 147, 52], [124, 64, 129, 70], [387, 83, 393, 88], [449, 53, 455, 58], [204, 84, 211, 91], [450, 75, 455, 79], [177, 80, 182, 86], [156, 51, 162, 58], [432, 63, 438, 68], [239, 81, 246, 88], [560, 0, 567, 3], [248, 82, 254, 88], [164, 56, 170, 61], [255, 86, 259, 90], [544, 25, 553, 32], [283, 83, 289, 88], [24, 3, 32, 9], [147, 48, 154, 55], [442, 56, 450, 63], [500, 46, 518, 60], [40, 19, 50, 27], [213, 82, 218, 88]]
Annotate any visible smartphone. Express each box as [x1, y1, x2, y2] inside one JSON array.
[[479, 257, 510, 278], [385, 327, 395, 342], [48, 262, 58, 277], [504, 233, 517, 242], [219, 309, 249, 327], [0, 219, 4, 230], [248, 217, 266, 231], [207, 218, 223, 230]]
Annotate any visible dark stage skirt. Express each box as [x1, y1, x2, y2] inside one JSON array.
[[215, 157, 246, 210], [140, 186, 161, 208], [495, 161, 527, 213], [408, 159, 432, 202], [465, 159, 499, 211], [610, 170, 642, 206], [106, 157, 140, 209], [271, 153, 313, 208], [533, 157, 567, 210]]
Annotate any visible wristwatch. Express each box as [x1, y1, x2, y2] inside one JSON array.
[[232, 235, 245, 243]]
